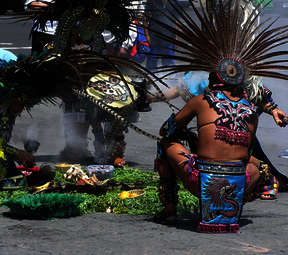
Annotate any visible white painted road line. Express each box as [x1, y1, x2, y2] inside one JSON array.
[[0, 47, 31, 50], [0, 43, 13, 45]]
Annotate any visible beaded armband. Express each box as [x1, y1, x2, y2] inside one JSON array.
[[257, 86, 278, 115], [263, 102, 278, 115], [261, 86, 273, 102], [160, 113, 177, 138]]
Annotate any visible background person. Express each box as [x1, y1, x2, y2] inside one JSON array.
[[24, 0, 57, 55], [145, 0, 177, 72], [24, 0, 125, 165]]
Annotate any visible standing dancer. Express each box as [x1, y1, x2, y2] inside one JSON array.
[[24, 0, 162, 166], [24, 0, 141, 165]]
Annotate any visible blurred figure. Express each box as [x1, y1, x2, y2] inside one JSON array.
[[24, 0, 126, 165], [23, 0, 55, 156], [119, 0, 150, 64], [145, 0, 177, 71], [59, 97, 108, 164], [24, 0, 57, 55], [0, 50, 35, 182]]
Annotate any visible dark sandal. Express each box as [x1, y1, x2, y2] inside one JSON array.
[[153, 206, 177, 225], [260, 193, 277, 200]]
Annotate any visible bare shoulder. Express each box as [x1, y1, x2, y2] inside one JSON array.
[[194, 94, 206, 102], [185, 94, 206, 108], [178, 94, 207, 118]]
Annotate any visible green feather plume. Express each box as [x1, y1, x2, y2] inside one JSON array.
[[2, 193, 84, 219]]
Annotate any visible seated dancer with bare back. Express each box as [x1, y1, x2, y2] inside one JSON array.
[[145, 2, 288, 228], [155, 72, 262, 232], [147, 0, 288, 202], [149, 72, 288, 200]]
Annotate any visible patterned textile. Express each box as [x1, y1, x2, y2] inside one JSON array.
[[204, 90, 257, 147], [260, 176, 279, 199], [160, 113, 177, 139], [197, 160, 246, 233], [180, 152, 200, 196]]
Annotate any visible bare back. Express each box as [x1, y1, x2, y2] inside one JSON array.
[[174, 90, 258, 162]]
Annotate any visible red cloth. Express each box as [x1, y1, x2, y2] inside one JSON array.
[[17, 166, 40, 176], [17, 166, 40, 172]]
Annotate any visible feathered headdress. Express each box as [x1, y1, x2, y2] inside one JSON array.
[[145, 0, 288, 85], [0, 0, 142, 111], [0, 1, 142, 109], [0, 53, 85, 111], [0, 0, 175, 140], [26, 0, 139, 53], [23, 0, 177, 112]]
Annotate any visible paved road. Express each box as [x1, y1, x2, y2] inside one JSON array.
[[0, 193, 288, 255], [0, 13, 288, 255]]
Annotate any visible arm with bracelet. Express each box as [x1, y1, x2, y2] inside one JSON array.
[[257, 86, 288, 127]]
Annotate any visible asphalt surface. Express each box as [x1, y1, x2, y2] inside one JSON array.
[[0, 12, 288, 255]]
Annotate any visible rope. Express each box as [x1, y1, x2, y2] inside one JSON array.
[[72, 89, 161, 141]]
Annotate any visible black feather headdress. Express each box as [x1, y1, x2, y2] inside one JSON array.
[[145, 0, 288, 85], [0, 0, 176, 140], [25, 0, 139, 52]]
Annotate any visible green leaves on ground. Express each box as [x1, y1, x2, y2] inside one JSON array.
[[79, 186, 163, 215], [79, 167, 198, 216], [0, 167, 198, 217], [112, 167, 159, 187], [0, 190, 29, 204], [2, 193, 84, 218]]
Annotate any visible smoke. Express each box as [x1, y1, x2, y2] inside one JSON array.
[[23, 122, 40, 153], [25, 122, 39, 141], [60, 104, 110, 164]]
